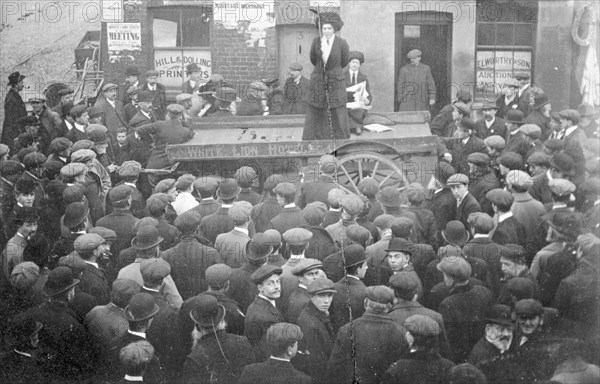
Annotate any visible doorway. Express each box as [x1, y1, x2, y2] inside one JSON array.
[[277, 25, 319, 85], [395, 12, 453, 115]]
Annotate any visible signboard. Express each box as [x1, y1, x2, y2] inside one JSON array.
[[476, 50, 531, 93], [213, 1, 276, 47], [154, 49, 212, 89], [107, 23, 141, 52]]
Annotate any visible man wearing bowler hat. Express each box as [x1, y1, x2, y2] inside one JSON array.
[[115, 292, 165, 382], [183, 63, 205, 94], [129, 90, 158, 128], [397, 49, 436, 112], [120, 64, 141, 105], [239, 323, 310, 384], [244, 264, 285, 359], [467, 304, 515, 367], [1, 72, 28, 151], [228, 232, 272, 312], [295, 278, 337, 384], [283, 62, 310, 115], [183, 294, 253, 383], [524, 93, 553, 141], [504, 110, 530, 158], [329, 244, 368, 331], [22, 266, 96, 378], [329, 285, 408, 383]]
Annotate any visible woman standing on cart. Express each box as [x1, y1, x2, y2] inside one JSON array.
[[302, 12, 350, 141]]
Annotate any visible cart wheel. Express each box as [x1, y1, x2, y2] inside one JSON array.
[[336, 151, 408, 195]]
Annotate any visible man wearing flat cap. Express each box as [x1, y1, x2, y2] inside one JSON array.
[[200, 178, 246, 244], [556, 109, 587, 183], [440, 117, 488, 175], [437, 256, 493, 363], [93, 83, 128, 152], [162, 210, 221, 300], [240, 322, 310, 384], [234, 166, 261, 206], [202, 263, 245, 335], [397, 49, 436, 112], [1, 72, 28, 151], [74, 233, 111, 305], [505, 170, 546, 249], [300, 201, 338, 261], [285, 258, 323, 323], [97, 184, 139, 252], [383, 315, 454, 384], [475, 101, 507, 140], [189, 176, 221, 219], [283, 62, 310, 114], [329, 285, 408, 383], [326, 192, 365, 245], [139, 258, 180, 372], [27, 95, 65, 154], [140, 69, 167, 120], [244, 264, 285, 359], [446, 173, 482, 229], [467, 152, 500, 215], [514, 72, 544, 117], [486, 188, 526, 248], [296, 154, 339, 210], [295, 278, 337, 383], [65, 104, 90, 144], [136, 104, 194, 185], [215, 200, 253, 268]]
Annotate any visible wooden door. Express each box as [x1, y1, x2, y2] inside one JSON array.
[[395, 12, 453, 114], [278, 25, 318, 84]]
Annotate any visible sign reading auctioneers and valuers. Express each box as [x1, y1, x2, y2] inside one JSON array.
[[154, 50, 212, 88]]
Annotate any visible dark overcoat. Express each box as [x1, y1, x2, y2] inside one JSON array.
[[295, 302, 336, 384], [330, 276, 367, 332], [250, 196, 280, 233], [227, 262, 260, 313], [328, 311, 408, 384], [269, 206, 307, 235], [383, 350, 455, 384], [239, 358, 312, 384], [397, 63, 436, 112], [283, 76, 310, 114], [1, 88, 27, 150], [475, 117, 507, 139], [438, 282, 493, 363], [96, 209, 139, 253], [161, 236, 222, 300]]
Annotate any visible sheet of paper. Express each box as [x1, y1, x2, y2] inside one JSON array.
[[363, 123, 393, 133]]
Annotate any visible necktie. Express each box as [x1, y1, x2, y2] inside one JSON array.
[[352, 73, 356, 85], [326, 39, 330, 45]]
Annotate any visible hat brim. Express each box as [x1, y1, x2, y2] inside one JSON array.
[[441, 230, 470, 247], [485, 317, 514, 326], [548, 159, 575, 175], [310, 288, 337, 295], [533, 100, 551, 110], [43, 278, 80, 297], [130, 236, 164, 251], [124, 303, 160, 322], [506, 119, 524, 124], [190, 304, 226, 328], [63, 206, 90, 228], [216, 186, 242, 200]]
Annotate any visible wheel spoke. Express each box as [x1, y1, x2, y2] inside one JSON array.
[[357, 159, 363, 180], [371, 160, 380, 180], [340, 165, 359, 194], [380, 170, 398, 187]]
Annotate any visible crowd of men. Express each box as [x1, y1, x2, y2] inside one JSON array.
[[0, 65, 599, 384]]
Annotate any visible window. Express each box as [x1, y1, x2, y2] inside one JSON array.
[[152, 7, 210, 48], [475, 0, 538, 95], [150, 6, 212, 92]]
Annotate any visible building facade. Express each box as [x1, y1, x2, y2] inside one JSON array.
[[99, 0, 598, 110]]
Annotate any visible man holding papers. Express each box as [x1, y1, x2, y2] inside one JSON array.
[[345, 51, 372, 135]]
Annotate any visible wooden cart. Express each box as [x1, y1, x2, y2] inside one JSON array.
[[166, 111, 438, 193]]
